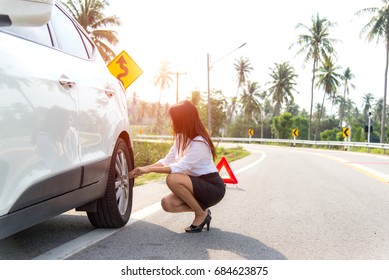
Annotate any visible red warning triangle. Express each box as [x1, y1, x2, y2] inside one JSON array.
[[216, 156, 238, 184]]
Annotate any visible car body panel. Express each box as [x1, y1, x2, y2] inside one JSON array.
[[0, 2, 133, 239]]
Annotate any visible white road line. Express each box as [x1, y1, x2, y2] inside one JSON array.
[[234, 150, 266, 175], [33, 202, 162, 260], [34, 151, 266, 260]]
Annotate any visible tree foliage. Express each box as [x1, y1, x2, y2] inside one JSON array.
[[61, 0, 121, 63]]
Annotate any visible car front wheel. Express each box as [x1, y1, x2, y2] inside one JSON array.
[[87, 137, 134, 228]]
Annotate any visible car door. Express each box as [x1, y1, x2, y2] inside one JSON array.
[[49, 4, 116, 189], [0, 16, 82, 215]]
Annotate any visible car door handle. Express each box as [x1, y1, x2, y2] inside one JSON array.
[[105, 89, 116, 97], [59, 74, 76, 91], [105, 85, 116, 98]]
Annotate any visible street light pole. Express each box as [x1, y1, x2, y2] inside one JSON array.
[[207, 43, 246, 136], [368, 111, 371, 144]]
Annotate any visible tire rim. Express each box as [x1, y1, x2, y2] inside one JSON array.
[[115, 149, 129, 215]]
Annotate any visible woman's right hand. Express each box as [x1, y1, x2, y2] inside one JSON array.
[[128, 166, 151, 178]]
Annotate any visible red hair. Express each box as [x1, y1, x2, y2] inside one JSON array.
[[169, 100, 216, 160]]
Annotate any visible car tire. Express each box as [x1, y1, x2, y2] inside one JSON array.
[[87, 137, 134, 228]]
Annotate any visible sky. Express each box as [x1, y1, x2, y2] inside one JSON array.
[[107, 0, 385, 112]]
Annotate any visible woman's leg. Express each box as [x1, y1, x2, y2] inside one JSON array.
[[161, 192, 192, 213], [162, 173, 208, 226]]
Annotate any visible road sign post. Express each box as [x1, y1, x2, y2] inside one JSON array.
[[248, 129, 254, 142], [292, 129, 298, 146], [342, 127, 351, 150]]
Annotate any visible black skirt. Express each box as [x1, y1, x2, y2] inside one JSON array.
[[189, 172, 226, 211]]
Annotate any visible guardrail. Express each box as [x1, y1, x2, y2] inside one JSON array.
[[135, 134, 389, 152]]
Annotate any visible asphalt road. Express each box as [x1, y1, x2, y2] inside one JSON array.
[[1, 144, 389, 260]]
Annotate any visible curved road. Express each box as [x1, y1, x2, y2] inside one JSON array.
[[1, 144, 389, 260]]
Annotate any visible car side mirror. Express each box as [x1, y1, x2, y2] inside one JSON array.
[[0, 0, 54, 27]]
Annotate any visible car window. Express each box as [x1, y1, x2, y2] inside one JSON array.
[[0, 24, 53, 47], [50, 5, 88, 59], [79, 29, 95, 58]]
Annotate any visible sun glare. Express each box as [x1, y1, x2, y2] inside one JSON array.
[[109, 0, 384, 111]]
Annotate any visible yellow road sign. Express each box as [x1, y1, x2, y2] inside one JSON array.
[[292, 128, 298, 137], [108, 50, 143, 89], [342, 127, 350, 138], [248, 129, 254, 136]]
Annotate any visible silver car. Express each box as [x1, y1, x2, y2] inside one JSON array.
[[0, 0, 134, 239]]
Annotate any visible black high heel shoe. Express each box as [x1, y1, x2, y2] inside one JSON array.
[[185, 210, 212, 233]]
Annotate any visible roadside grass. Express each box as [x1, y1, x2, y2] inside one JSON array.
[[132, 140, 249, 186]]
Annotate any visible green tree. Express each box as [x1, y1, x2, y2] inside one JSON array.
[[209, 90, 227, 137], [356, 1, 389, 143], [315, 56, 341, 140], [197, 90, 227, 137], [62, 0, 121, 63], [272, 112, 293, 139], [190, 90, 202, 107], [373, 97, 384, 126], [266, 62, 298, 116], [352, 127, 366, 142], [292, 13, 338, 140], [153, 60, 173, 134], [320, 128, 339, 141], [292, 115, 308, 140]]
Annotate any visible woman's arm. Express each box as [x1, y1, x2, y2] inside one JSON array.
[[128, 162, 171, 178]]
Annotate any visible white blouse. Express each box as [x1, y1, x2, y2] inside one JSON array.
[[158, 136, 218, 176]]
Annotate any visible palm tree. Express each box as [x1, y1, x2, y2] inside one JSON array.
[[362, 93, 375, 116], [266, 62, 298, 116], [234, 56, 253, 87], [344, 98, 356, 126], [240, 81, 262, 124], [260, 97, 274, 138], [291, 13, 338, 140], [362, 93, 375, 132], [339, 67, 356, 127], [284, 100, 300, 116], [356, 1, 389, 143], [328, 93, 342, 117], [153, 60, 173, 134], [61, 0, 121, 63], [373, 97, 384, 126], [226, 56, 253, 135], [315, 56, 341, 140], [337, 96, 346, 126], [313, 102, 325, 121]]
